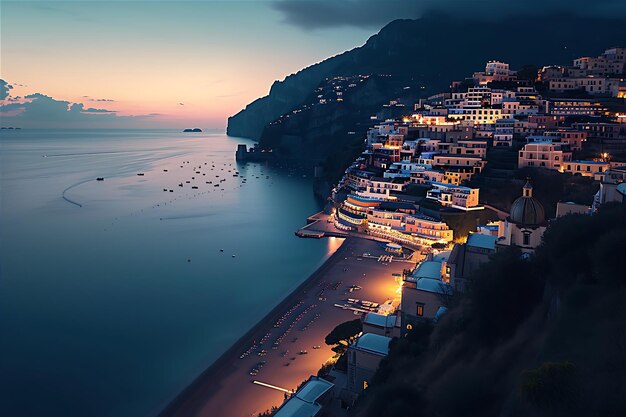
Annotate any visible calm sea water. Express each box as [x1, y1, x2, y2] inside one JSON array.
[[0, 129, 335, 417]]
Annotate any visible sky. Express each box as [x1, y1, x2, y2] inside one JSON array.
[[0, 1, 375, 129], [2, 0, 626, 129]]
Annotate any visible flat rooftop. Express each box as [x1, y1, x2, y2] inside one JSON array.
[[355, 333, 392, 356]]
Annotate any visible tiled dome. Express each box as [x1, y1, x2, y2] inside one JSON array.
[[510, 181, 545, 226]]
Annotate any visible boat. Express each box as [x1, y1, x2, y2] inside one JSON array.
[[96, 177, 104, 181], [137, 173, 144, 176]]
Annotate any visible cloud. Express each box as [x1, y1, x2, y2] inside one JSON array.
[[70, 103, 116, 113], [82, 95, 116, 102], [272, 0, 626, 30], [1, 89, 156, 128], [1, 79, 13, 100]]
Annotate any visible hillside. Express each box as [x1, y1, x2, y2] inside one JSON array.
[[227, 13, 626, 142], [352, 203, 626, 417]]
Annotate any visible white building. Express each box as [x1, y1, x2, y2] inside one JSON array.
[[518, 140, 572, 171]]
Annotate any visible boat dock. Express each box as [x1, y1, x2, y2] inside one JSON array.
[[294, 211, 349, 239]]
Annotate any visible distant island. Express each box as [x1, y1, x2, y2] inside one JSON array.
[[183, 128, 202, 132]]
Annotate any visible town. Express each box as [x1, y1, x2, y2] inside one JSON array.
[[268, 46, 626, 417]]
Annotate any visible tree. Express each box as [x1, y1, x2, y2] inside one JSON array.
[[517, 64, 539, 81], [520, 362, 578, 411], [325, 319, 362, 346]]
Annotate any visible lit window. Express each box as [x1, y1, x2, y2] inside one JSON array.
[[416, 303, 424, 317]]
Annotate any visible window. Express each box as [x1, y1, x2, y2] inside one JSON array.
[[523, 233, 530, 246], [416, 303, 424, 317]]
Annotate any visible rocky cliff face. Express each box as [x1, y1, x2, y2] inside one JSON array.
[[227, 14, 626, 142]]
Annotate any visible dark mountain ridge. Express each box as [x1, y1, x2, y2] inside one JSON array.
[[227, 13, 626, 141]]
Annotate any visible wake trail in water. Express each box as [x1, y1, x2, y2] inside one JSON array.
[[62, 179, 92, 207]]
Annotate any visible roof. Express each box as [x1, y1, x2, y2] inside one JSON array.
[[411, 261, 442, 280], [371, 177, 407, 184], [273, 398, 320, 417], [466, 233, 497, 250], [363, 313, 397, 328], [433, 306, 449, 323], [525, 140, 554, 145], [273, 377, 334, 417], [296, 378, 334, 403], [379, 201, 416, 211], [429, 181, 472, 192], [415, 278, 449, 294], [572, 160, 608, 165], [510, 193, 546, 226], [478, 224, 499, 231], [355, 333, 391, 356]]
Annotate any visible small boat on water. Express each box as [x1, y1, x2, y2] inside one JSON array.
[[192, 186, 198, 189], [96, 177, 104, 181], [137, 173, 144, 176]]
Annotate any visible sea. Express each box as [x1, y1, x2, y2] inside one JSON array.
[[0, 129, 337, 417]]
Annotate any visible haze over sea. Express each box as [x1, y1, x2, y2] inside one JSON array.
[[0, 129, 334, 417]]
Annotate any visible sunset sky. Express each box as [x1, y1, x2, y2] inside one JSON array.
[[1, 1, 375, 129], [2, 0, 624, 129]]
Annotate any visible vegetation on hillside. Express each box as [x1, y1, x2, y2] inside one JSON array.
[[352, 203, 626, 417]]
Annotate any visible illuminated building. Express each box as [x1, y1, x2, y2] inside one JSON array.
[[447, 233, 497, 292], [493, 118, 515, 147], [362, 313, 400, 338], [400, 259, 449, 330], [425, 182, 482, 210], [518, 140, 572, 171], [346, 333, 391, 400], [497, 181, 547, 254], [562, 160, 610, 178]]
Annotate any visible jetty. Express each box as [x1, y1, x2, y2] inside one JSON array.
[[294, 211, 349, 239]]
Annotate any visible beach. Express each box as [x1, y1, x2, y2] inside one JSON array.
[[159, 237, 414, 417]]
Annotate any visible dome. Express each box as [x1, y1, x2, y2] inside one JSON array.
[[510, 181, 545, 226]]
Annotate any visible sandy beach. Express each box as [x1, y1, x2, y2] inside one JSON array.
[[159, 237, 414, 417]]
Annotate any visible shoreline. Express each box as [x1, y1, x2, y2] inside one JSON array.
[[157, 237, 350, 417]]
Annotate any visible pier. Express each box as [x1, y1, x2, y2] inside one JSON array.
[[294, 211, 350, 239]]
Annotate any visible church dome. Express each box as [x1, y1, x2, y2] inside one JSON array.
[[510, 181, 545, 226]]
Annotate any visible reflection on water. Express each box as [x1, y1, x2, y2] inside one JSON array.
[[0, 129, 336, 417], [326, 236, 345, 256]]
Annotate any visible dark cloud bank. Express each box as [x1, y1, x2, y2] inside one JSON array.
[[273, 0, 626, 29]]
